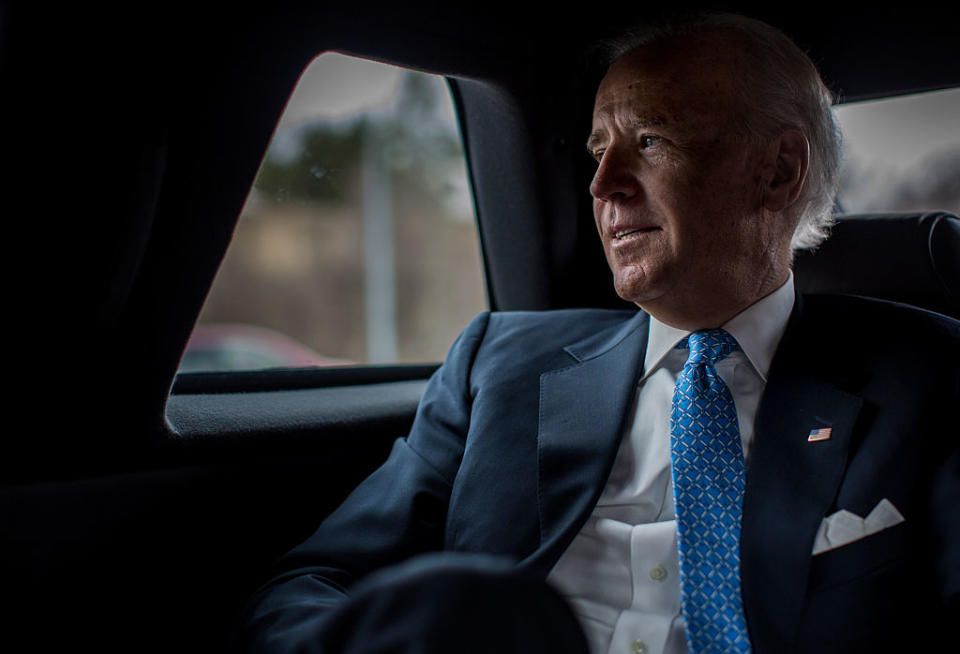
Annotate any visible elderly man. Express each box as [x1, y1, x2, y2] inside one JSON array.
[[238, 13, 958, 654]]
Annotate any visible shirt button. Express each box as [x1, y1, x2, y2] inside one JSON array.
[[630, 640, 647, 654], [649, 564, 668, 581]]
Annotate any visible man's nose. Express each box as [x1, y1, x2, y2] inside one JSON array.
[[589, 150, 638, 201]]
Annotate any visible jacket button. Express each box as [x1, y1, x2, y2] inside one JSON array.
[[630, 640, 647, 654]]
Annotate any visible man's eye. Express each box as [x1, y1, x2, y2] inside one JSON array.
[[640, 135, 659, 149]]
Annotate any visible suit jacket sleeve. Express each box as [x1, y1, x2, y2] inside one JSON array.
[[234, 312, 492, 652], [932, 348, 960, 617]]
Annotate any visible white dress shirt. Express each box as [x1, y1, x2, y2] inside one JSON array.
[[547, 274, 796, 654]]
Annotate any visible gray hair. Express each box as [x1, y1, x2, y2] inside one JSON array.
[[599, 12, 843, 251]]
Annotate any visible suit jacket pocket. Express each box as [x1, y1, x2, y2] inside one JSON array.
[[806, 521, 908, 593]]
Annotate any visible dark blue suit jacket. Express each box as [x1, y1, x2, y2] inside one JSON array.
[[241, 292, 959, 653]]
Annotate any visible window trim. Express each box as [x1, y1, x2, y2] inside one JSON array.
[[171, 363, 439, 395]]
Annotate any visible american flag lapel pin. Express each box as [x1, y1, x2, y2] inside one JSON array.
[[807, 427, 833, 442]]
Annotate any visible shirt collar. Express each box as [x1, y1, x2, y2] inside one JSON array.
[[641, 271, 795, 382]]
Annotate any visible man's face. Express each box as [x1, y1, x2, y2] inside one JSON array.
[[589, 39, 786, 325]]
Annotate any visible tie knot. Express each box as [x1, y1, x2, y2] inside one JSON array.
[[679, 329, 739, 365]]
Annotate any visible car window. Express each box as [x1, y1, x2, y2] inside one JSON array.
[[834, 87, 960, 214], [180, 53, 486, 372]]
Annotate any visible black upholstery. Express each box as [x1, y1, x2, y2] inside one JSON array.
[[794, 212, 960, 320]]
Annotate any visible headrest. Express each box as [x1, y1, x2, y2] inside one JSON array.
[[793, 211, 960, 320]]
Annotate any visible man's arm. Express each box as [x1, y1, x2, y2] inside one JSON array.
[[234, 312, 492, 653], [931, 351, 960, 619]]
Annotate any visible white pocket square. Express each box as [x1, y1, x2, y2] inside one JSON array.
[[811, 498, 905, 555]]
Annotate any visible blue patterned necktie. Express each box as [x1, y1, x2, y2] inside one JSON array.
[[670, 329, 751, 654]]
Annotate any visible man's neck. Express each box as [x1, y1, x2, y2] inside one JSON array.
[[639, 268, 792, 331]]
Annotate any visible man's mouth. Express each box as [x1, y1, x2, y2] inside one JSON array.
[[612, 227, 658, 241]]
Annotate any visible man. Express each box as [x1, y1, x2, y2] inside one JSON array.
[[237, 13, 958, 654]]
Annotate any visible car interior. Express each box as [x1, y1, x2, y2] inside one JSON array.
[[3, 3, 958, 652]]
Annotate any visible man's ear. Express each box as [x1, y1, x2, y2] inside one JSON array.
[[762, 128, 809, 212]]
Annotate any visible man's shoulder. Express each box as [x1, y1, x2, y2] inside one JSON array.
[[451, 308, 643, 375], [801, 294, 959, 340], [793, 294, 958, 372], [482, 307, 642, 349], [488, 306, 640, 330]]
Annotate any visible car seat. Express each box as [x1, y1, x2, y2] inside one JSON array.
[[793, 211, 960, 320]]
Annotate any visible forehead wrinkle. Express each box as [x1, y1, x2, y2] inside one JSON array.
[[626, 115, 668, 129]]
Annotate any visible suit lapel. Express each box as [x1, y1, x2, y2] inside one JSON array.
[[741, 293, 864, 653], [520, 311, 649, 576]]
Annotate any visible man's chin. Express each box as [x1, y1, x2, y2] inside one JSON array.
[[613, 279, 661, 307]]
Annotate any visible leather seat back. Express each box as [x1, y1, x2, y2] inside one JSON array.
[[793, 211, 960, 320]]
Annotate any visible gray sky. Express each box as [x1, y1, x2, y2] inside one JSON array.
[[834, 87, 960, 172], [277, 53, 404, 128]]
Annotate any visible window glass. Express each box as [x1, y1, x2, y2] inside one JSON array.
[[181, 54, 486, 372], [835, 87, 960, 214]]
